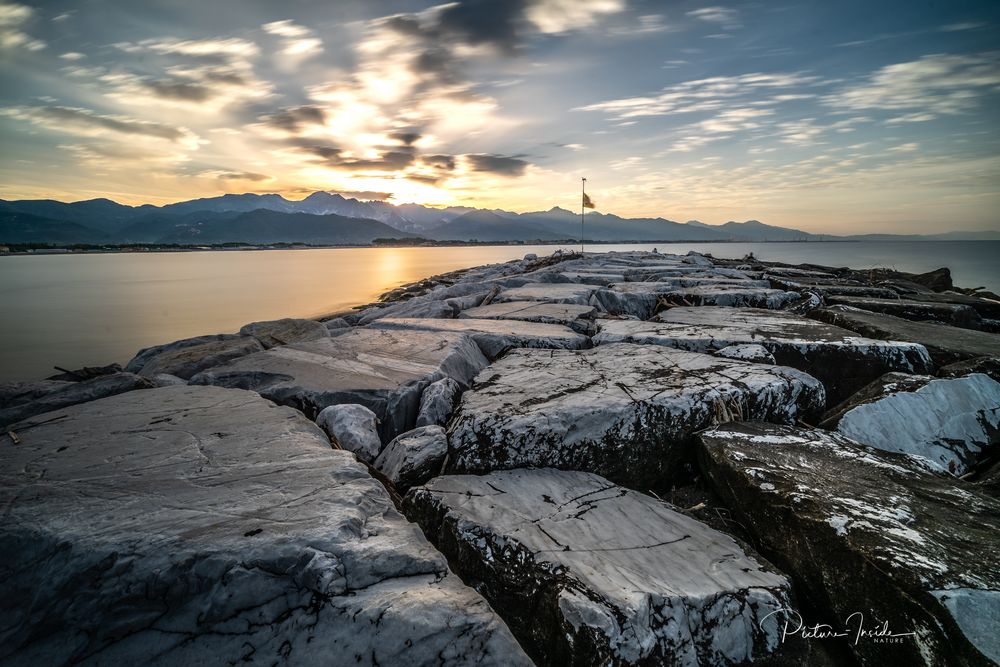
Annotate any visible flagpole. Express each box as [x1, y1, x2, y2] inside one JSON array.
[[580, 177, 586, 253]]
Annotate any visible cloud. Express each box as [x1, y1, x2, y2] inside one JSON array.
[[0, 1, 44, 51], [332, 190, 393, 201], [465, 153, 529, 176], [144, 79, 214, 102], [263, 19, 322, 59], [828, 53, 1000, 118], [888, 142, 920, 152], [200, 170, 272, 181], [140, 37, 260, 59], [686, 6, 741, 30], [525, 0, 625, 35], [578, 72, 821, 120], [60, 51, 85, 61], [2, 105, 199, 145], [261, 105, 327, 133]]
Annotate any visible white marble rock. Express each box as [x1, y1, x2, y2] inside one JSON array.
[[316, 403, 382, 463], [416, 376, 462, 427], [407, 468, 797, 666], [375, 425, 448, 490], [448, 343, 825, 487], [595, 307, 932, 404], [0, 386, 530, 666], [714, 344, 776, 364], [369, 317, 589, 360], [822, 372, 1000, 475], [460, 300, 598, 334], [190, 328, 489, 440], [699, 422, 1000, 667], [493, 282, 599, 306]]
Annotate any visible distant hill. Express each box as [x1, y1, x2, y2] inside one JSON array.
[[153, 210, 418, 245], [429, 210, 568, 242], [1, 191, 997, 246]]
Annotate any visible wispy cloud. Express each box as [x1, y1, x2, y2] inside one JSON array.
[[0, 1, 44, 51], [827, 52, 1000, 120], [263, 20, 322, 59], [686, 6, 742, 30]]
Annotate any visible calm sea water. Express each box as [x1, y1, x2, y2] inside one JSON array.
[[1, 241, 997, 382]]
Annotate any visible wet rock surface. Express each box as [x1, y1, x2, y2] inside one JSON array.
[[369, 316, 589, 360], [595, 307, 931, 404], [407, 468, 799, 667], [0, 386, 529, 666], [820, 372, 1000, 475], [812, 305, 1000, 364], [0, 372, 153, 429], [190, 328, 488, 439], [239, 317, 331, 348], [824, 295, 982, 329], [448, 343, 824, 488], [698, 422, 1000, 667]]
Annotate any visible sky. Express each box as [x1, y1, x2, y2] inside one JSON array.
[[0, 0, 998, 234]]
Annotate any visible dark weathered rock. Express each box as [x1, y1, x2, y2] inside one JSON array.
[[124, 333, 245, 373], [315, 403, 382, 462], [375, 425, 448, 491], [893, 291, 1000, 319], [938, 356, 1000, 383], [819, 372, 1000, 475], [698, 422, 1000, 666], [0, 386, 529, 666], [132, 336, 266, 379], [406, 469, 799, 666], [0, 379, 74, 409], [592, 279, 772, 320], [824, 295, 982, 328], [812, 306, 1000, 365], [239, 317, 330, 348], [369, 317, 589, 360], [659, 285, 800, 309], [416, 377, 461, 427], [0, 372, 153, 429], [448, 343, 824, 488], [595, 307, 932, 404], [460, 300, 598, 334], [190, 328, 488, 440], [46, 363, 124, 381]]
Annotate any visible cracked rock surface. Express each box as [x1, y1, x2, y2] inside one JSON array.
[[460, 300, 598, 335], [493, 282, 598, 305], [820, 372, 1000, 475], [595, 307, 932, 404], [0, 385, 529, 666], [406, 469, 798, 667], [448, 343, 824, 488], [189, 328, 489, 440], [658, 285, 800, 309], [369, 316, 589, 360], [375, 425, 448, 492], [698, 422, 1000, 667], [239, 317, 331, 348], [0, 372, 153, 429]]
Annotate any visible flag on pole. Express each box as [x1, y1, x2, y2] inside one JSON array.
[[582, 192, 596, 209]]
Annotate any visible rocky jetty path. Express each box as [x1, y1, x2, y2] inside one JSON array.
[[2, 250, 999, 666]]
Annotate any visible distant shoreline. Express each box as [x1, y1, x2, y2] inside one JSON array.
[[2, 237, 994, 257]]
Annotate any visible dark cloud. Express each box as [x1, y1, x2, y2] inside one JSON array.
[[437, 0, 530, 53], [145, 79, 214, 102], [263, 105, 327, 133], [389, 130, 421, 146], [465, 153, 529, 176], [423, 154, 456, 170], [215, 171, 270, 181], [291, 140, 416, 172]]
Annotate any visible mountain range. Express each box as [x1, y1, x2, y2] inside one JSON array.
[[1, 191, 997, 246]]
